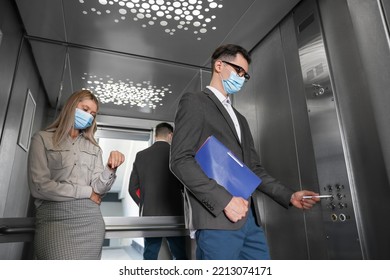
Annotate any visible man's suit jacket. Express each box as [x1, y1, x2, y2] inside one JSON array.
[[170, 88, 294, 230], [129, 141, 184, 216]]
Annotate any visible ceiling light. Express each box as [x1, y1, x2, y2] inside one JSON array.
[[80, 0, 223, 40], [81, 73, 172, 109]]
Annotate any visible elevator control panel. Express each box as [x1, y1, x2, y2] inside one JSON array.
[[321, 184, 352, 223]]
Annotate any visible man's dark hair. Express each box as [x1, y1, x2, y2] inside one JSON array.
[[211, 44, 251, 70], [155, 122, 173, 137]]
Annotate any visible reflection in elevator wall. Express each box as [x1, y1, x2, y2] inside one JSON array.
[[96, 127, 150, 259], [294, 0, 362, 259]]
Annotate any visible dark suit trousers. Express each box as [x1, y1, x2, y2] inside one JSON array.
[[143, 236, 187, 260]]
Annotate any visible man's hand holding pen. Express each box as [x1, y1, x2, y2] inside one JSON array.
[[291, 190, 321, 209]]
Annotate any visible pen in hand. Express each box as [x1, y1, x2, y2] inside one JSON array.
[[302, 194, 332, 199]]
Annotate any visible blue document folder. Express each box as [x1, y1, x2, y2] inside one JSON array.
[[195, 136, 262, 199]]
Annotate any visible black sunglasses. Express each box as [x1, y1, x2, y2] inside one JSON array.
[[222, 60, 250, 80]]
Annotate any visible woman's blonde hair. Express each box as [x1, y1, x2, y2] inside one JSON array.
[[46, 90, 100, 147]]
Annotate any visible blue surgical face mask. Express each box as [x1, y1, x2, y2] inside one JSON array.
[[221, 71, 246, 94], [74, 108, 94, 130]]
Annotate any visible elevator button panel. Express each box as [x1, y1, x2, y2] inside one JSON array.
[[321, 184, 352, 222]]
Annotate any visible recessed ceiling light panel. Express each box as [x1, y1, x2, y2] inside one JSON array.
[[82, 73, 172, 109], [79, 0, 223, 40]]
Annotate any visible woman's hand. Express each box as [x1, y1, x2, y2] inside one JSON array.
[[90, 191, 102, 205], [107, 150, 125, 170]]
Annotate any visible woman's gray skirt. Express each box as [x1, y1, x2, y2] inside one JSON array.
[[34, 199, 105, 260]]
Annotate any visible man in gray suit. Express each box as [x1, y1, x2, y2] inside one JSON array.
[[129, 122, 187, 260], [170, 44, 319, 260]]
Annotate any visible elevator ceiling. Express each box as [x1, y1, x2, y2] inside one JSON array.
[[14, 0, 300, 121]]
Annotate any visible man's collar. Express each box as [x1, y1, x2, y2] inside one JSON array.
[[155, 139, 170, 144], [206, 86, 229, 104]]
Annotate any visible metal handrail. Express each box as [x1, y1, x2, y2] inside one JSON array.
[[0, 216, 187, 243], [104, 216, 188, 238], [0, 226, 36, 234]]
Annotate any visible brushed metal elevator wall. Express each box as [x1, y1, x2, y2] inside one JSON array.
[[236, 0, 390, 259], [319, 0, 390, 258], [294, 0, 361, 259]]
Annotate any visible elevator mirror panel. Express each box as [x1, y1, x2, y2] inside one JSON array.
[[94, 126, 189, 260], [293, 0, 362, 259], [95, 126, 151, 218]]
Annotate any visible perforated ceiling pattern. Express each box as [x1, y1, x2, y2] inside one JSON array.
[[83, 73, 172, 109], [15, 0, 300, 121], [80, 0, 223, 40]]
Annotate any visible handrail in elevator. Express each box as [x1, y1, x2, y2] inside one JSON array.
[[0, 216, 187, 243]]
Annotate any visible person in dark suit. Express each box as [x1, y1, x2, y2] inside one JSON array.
[[129, 122, 187, 260], [170, 44, 320, 260]]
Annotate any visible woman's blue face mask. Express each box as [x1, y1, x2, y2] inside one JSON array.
[[222, 71, 246, 94], [74, 108, 94, 130]]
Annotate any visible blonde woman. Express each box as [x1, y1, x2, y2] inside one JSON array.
[[28, 90, 125, 259]]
